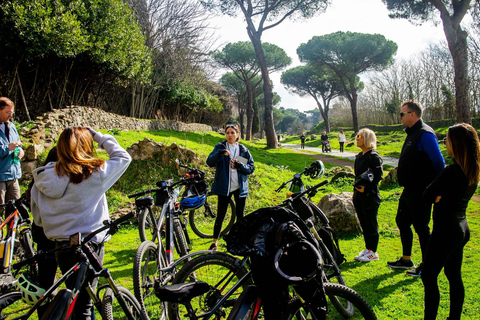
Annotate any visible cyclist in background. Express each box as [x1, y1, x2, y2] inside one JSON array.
[[422, 123, 480, 320], [31, 127, 132, 319], [206, 123, 255, 251]]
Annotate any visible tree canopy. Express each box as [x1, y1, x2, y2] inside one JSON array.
[[298, 31, 397, 133], [201, 0, 329, 148], [281, 65, 343, 132]]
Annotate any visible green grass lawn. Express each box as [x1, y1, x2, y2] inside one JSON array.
[[6, 128, 480, 319]]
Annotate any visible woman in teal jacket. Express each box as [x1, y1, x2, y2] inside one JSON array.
[[206, 123, 255, 250]]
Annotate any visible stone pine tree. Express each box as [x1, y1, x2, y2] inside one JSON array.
[[281, 65, 344, 133], [382, 0, 479, 124], [297, 31, 397, 133], [201, 0, 329, 148], [212, 41, 291, 140]]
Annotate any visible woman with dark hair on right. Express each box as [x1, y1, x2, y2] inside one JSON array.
[[422, 123, 480, 320]]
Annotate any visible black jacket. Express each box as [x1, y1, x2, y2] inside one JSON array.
[[353, 149, 383, 203], [423, 162, 476, 223], [397, 120, 437, 190]]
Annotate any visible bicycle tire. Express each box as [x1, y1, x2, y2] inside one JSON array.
[[318, 241, 353, 317], [138, 207, 162, 243], [101, 285, 148, 320], [173, 218, 189, 257], [324, 283, 376, 319], [188, 193, 236, 239], [167, 252, 252, 320], [133, 241, 167, 320]]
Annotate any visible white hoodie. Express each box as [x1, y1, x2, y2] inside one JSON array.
[[31, 132, 132, 242]]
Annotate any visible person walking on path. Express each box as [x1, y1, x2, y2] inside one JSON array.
[[31, 127, 132, 319], [421, 123, 479, 320], [0, 97, 24, 216], [338, 130, 346, 153], [387, 100, 445, 277], [321, 131, 329, 152], [300, 133, 306, 149], [353, 129, 383, 262], [206, 123, 255, 251]]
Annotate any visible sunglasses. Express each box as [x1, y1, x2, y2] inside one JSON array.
[[400, 111, 414, 117], [225, 124, 238, 129], [356, 134, 362, 140]]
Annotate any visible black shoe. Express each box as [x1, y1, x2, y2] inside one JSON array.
[[387, 257, 415, 269], [209, 243, 217, 251], [406, 263, 423, 277]]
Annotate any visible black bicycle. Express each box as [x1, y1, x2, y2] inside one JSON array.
[[0, 198, 37, 295], [164, 184, 377, 319], [0, 211, 146, 320]]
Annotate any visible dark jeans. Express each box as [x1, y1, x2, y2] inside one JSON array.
[[422, 219, 470, 320], [56, 241, 104, 320], [396, 188, 432, 261], [353, 193, 380, 252], [31, 224, 58, 319], [339, 142, 344, 152], [214, 189, 246, 239]]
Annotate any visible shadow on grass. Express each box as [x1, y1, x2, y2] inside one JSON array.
[[348, 268, 418, 310], [103, 248, 138, 279]]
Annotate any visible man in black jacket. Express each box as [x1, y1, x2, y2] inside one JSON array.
[[387, 100, 445, 277]]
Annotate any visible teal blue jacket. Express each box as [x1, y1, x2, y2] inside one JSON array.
[[0, 122, 21, 182]]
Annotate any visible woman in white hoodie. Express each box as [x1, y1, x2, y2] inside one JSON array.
[[31, 126, 131, 319]]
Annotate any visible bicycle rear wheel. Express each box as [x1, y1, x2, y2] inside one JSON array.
[[102, 285, 147, 320], [133, 241, 168, 320], [167, 252, 252, 320], [188, 193, 236, 239]]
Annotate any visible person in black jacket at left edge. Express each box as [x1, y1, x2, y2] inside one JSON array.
[[206, 123, 255, 251]]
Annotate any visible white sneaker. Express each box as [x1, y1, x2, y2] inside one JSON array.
[[355, 250, 379, 262], [354, 249, 368, 260]]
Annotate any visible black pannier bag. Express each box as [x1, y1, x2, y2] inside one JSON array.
[[318, 225, 346, 266]]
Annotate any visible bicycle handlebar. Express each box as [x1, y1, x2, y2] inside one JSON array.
[[12, 211, 137, 271], [287, 179, 329, 202]]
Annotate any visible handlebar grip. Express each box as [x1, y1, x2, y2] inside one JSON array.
[[313, 179, 329, 189], [128, 190, 146, 198], [112, 211, 136, 226]]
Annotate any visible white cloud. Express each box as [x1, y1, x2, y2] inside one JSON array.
[[209, 0, 446, 112]]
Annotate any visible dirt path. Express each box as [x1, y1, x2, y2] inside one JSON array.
[[289, 149, 354, 167]]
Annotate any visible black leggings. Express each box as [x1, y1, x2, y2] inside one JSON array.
[[214, 189, 246, 239], [422, 219, 470, 320], [353, 193, 380, 252], [339, 142, 344, 152], [396, 189, 432, 261]]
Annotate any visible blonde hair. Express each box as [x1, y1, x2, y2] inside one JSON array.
[[359, 128, 377, 150], [447, 123, 480, 185], [55, 127, 105, 184]]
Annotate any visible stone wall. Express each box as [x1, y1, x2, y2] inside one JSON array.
[[19, 106, 213, 179]]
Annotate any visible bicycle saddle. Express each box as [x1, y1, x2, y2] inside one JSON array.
[[155, 281, 210, 304]]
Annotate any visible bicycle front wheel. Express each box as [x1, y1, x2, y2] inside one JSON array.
[[173, 218, 189, 257], [102, 285, 147, 320], [188, 193, 236, 239], [138, 207, 163, 243], [133, 241, 167, 320], [324, 283, 376, 319], [167, 252, 252, 320], [319, 241, 353, 317]]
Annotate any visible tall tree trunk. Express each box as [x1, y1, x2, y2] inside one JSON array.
[[431, 0, 471, 124], [349, 78, 359, 133], [245, 82, 253, 140], [248, 30, 278, 148]]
